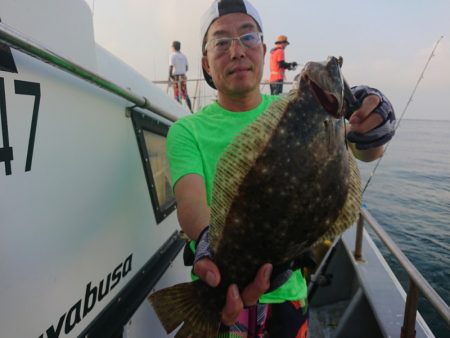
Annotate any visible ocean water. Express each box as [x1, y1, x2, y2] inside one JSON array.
[[357, 119, 450, 337]]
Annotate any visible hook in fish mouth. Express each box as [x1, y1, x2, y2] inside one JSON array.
[[305, 76, 342, 118]]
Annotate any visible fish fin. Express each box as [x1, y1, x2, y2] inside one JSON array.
[[316, 152, 362, 243], [148, 281, 220, 338], [209, 95, 291, 248]]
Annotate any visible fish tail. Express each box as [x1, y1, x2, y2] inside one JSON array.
[[148, 281, 220, 338]]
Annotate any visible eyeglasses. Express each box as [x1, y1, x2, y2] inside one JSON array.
[[204, 32, 263, 54]]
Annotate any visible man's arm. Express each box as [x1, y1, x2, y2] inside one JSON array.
[[278, 60, 297, 70], [349, 142, 384, 162], [174, 174, 210, 240], [168, 65, 174, 79]]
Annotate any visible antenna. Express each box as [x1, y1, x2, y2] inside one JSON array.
[[362, 35, 444, 195]]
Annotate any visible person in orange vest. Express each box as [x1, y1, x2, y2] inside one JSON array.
[[269, 35, 298, 95]]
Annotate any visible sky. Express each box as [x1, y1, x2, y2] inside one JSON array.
[[86, 0, 450, 121]]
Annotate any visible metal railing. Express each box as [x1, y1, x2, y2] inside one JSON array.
[[0, 22, 177, 122], [156, 78, 217, 112], [354, 207, 450, 337], [154, 77, 297, 112]]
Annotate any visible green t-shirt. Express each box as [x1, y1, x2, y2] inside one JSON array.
[[167, 94, 307, 303]]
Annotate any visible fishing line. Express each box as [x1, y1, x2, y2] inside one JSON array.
[[361, 35, 444, 195]]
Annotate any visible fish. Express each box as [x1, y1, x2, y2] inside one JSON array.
[[149, 56, 362, 338]]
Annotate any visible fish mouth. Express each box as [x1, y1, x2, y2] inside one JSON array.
[[306, 76, 342, 118]]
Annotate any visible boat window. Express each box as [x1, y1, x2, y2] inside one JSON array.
[[131, 109, 176, 224]]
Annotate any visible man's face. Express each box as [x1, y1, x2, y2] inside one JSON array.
[[202, 13, 266, 97]]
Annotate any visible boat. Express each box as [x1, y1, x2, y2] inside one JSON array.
[[1, 1, 448, 337]]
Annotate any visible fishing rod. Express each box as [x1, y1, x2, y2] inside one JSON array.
[[361, 35, 444, 195]]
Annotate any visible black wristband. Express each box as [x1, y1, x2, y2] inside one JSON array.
[[193, 226, 212, 265]]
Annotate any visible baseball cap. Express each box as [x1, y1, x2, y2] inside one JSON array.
[[201, 0, 263, 89]]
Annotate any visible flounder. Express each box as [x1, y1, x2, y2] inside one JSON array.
[[149, 56, 362, 337]]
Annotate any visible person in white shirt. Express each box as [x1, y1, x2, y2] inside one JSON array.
[[169, 41, 193, 112]]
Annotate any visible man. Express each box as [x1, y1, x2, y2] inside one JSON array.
[[167, 0, 395, 336], [169, 40, 193, 112], [269, 35, 297, 95]]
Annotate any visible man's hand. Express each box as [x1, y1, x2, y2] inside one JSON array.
[[194, 258, 272, 326], [347, 94, 385, 162], [346, 86, 396, 161], [289, 62, 298, 71], [348, 94, 384, 134]]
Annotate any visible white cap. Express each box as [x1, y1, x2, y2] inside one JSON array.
[[201, 0, 263, 89]]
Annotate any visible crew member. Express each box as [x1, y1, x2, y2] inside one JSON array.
[[269, 35, 297, 95]]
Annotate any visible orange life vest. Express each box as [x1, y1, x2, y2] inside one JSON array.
[[269, 47, 285, 82]]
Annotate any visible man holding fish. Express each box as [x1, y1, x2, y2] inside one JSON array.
[[164, 0, 396, 336]]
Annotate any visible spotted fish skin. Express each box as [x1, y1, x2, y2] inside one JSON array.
[[149, 56, 361, 338]]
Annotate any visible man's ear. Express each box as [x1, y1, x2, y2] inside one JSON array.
[[202, 55, 211, 75], [262, 43, 267, 57]]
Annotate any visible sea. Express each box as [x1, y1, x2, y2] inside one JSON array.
[[357, 119, 450, 337]]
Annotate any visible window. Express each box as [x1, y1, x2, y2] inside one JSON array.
[[131, 110, 175, 223]]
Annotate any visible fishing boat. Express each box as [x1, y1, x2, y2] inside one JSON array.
[[1, 1, 448, 337]]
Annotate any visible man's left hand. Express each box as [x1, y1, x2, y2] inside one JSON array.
[[348, 94, 383, 134], [347, 86, 396, 150]]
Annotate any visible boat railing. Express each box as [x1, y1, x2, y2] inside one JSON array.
[[0, 22, 178, 122], [354, 207, 450, 337], [155, 78, 218, 112], [155, 78, 296, 112], [0, 21, 296, 117]]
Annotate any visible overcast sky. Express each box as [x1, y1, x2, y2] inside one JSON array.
[[87, 0, 449, 120]]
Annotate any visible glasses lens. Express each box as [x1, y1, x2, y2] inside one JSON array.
[[240, 32, 261, 48], [214, 38, 232, 53], [205, 37, 230, 53], [205, 32, 262, 53]]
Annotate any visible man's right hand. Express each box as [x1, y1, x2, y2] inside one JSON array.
[[193, 258, 272, 326]]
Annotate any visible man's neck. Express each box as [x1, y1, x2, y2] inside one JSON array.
[[217, 91, 262, 112]]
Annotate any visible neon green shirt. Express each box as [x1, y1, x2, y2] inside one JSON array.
[[167, 94, 307, 303]]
